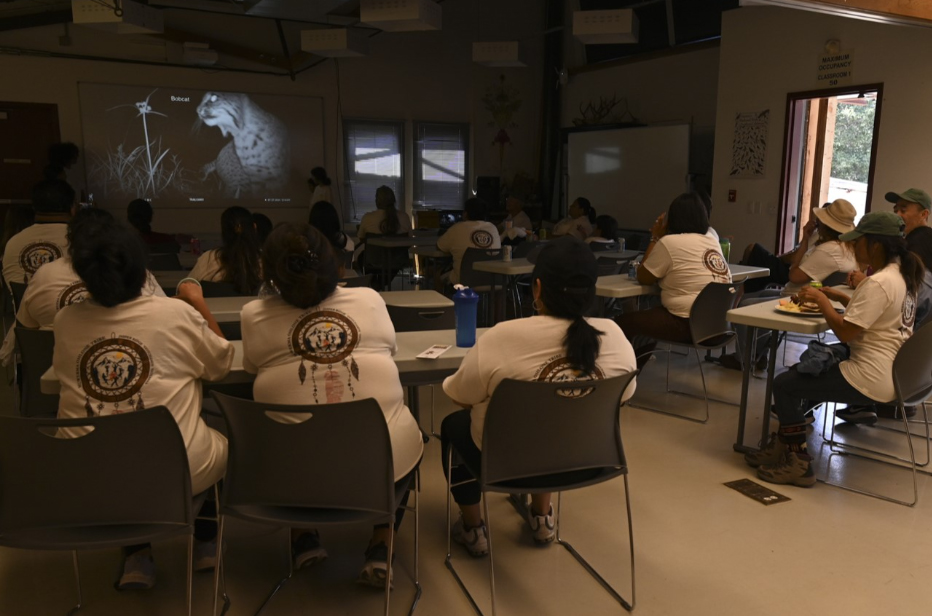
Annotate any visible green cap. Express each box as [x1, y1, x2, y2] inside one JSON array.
[[885, 188, 931, 211], [838, 211, 905, 241]]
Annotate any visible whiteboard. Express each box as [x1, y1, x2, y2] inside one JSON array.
[[567, 124, 690, 230]]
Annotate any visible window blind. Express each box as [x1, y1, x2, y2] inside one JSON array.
[[414, 122, 469, 210], [343, 120, 405, 222]]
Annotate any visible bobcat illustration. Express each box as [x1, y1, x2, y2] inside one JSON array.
[[197, 92, 290, 198]]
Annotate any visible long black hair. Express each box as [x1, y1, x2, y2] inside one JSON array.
[[310, 167, 331, 186], [375, 185, 402, 235], [666, 192, 710, 235], [532, 236, 602, 376], [576, 197, 596, 224], [216, 206, 262, 295], [70, 214, 147, 308], [868, 233, 925, 297], [262, 223, 340, 310], [309, 201, 348, 252], [594, 215, 619, 242]]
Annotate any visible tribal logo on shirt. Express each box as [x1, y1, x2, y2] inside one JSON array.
[[535, 355, 605, 398], [78, 334, 152, 416], [19, 242, 62, 276], [289, 309, 360, 403], [57, 281, 90, 310], [702, 249, 730, 281], [471, 230, 494, 248], [901, 291, 917, 337]]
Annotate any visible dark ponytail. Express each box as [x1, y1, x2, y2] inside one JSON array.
[[262, 223, 340, 310], [533, 237, 603, 376], [576, 197, 596, 224], [376, 185, 401, 236], [870, 234, 925, 297], [217, 206, 262, 295]]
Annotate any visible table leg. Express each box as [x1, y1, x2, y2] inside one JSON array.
[[733, 325, 757, 453], [492, 273, 505, 324], [760, 328, 781, 448]]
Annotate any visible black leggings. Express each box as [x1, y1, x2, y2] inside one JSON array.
[[440, 410, 484, 506]]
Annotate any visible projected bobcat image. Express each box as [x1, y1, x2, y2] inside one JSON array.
[[80, 84, 323, 209], [196, 92, 290, 198]]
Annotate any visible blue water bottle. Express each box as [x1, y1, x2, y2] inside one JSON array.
[[453, 285, 479, 348]]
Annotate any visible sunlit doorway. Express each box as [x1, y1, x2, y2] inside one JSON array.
[[776, 85, 882, 253]]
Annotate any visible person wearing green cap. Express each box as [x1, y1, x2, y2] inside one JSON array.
[[745, 211, 924, 487], [886, 188, 931, 237]]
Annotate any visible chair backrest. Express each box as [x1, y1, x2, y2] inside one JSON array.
[[618, 228, 651, 251], [387, 304, 455, 332], [460, 247, 502, 289], [0, 408, 192, 548], [339, 274, 373, 288], [595, 256, 631, 277], [147, 252, 184, 271], [821, 271, 848, 287], [218, 322, 242, 341], [688, 281, 743, 347], [363, 234, 412, 271], [512, 241, 538, 259], [893, 321, 932, 407], [14, 327, 58, 418], [480, 373, 638, 492], [211, 392, 395, 521], [9, 282, 26, 312], [589, 241, 620, 253], [200, 280, 244, 297]]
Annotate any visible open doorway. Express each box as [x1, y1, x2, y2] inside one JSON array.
[[776, 84, 883, 253]]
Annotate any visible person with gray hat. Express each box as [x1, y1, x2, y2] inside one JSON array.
[[746, 212, 924, 487]]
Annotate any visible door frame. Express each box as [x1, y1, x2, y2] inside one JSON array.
[[774, 83, 884, 252]]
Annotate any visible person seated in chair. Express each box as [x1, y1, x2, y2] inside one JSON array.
[[52, 214, 231, 590], [3, 179, 74, 286], [746, 212, 923, 485], [127, 198, 179, 253], [187, 206, 262, 295], [437, 197, 501, 286], [552, 197, 595, 240], [440, 237, 637, 556], [497, 195, 533, 236], [585, 214, 620, 247], [240, 223, 423, 587]]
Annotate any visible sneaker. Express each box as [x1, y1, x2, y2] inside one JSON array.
[[757, 451, 816, 487], [718, 352, 744, 372], [117, 548, 156, 590], [875, 404, 917, 420], [754, 352, 769, 373], [835, 406, 878, 426], [292, 531, 328, 570], [527, 507, 555, 544], [744, 432, 786, 468], [194, 539, 217, 572], [452, 517, 489, 557], [357, 542, 393, 589]]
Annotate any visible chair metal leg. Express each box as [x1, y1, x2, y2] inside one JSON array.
[[408, 471, 422, 616], [213, 515, 225, 616], [483, 497, 497, 616], [554, 479, 636, 612], [444, 447, 485, 616], [186, 534, 194, 616], [253, 531, 295, 616], [629, 345, 717, 423], [384, 526, 393, 616], [65, 550, 83, 616]]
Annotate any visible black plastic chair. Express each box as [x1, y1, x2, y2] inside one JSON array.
[[445, 373, 639, 615], [14, 327, 58, 418], [200, 280, 244, 298], [210, 392, 420, 616], [148, 252, 184, 271], [0, 408, 197, 616], [461, 248, 508, 323], [9, 281, 26, 313], [339, 274, 374, 288], [363, 234, 412, 291], [630, 281, 743, 423], [387, 305, 456, 332]]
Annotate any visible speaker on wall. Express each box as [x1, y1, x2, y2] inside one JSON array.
[[476, 176, 501, 209]]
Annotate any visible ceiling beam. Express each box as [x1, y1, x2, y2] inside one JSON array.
[[148, 26, 317, 71], [0, 9, 72, 33], [741, 0, 932, 27]]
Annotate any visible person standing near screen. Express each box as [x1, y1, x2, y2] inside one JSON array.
[[307, 167, 333, 212]]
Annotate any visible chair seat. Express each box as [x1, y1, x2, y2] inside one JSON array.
[[485, 467, 627, 494], [0, 522, 191, 550]]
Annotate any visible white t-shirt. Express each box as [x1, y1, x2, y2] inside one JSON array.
[[2, 223, 69, 284], [188, 250, 225, 282], [240, 287, 423, 481], [442, 315, 638, 449], [53, 295, 234, 494], [499, 211, 533, 233], [706, 227, 720, 242], [310, 185, 333, 208], [783, 241, 858, 296], [585, 237, 614, 245], [643, 233, 733, 318], [436, 221, 502, 284], [839, 262, 914, 403], [358, 209, 412, 240], [17, 258, 165, 330], [552, 216, 593, 240]]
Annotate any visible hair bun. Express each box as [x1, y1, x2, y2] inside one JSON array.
[[286, 251, 319, 273]]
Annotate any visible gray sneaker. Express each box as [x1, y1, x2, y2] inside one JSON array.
[[527, 507, 555, 544], [357, 542, 393, 589], [744, 432, 786, 468], [292, 531, 328, 570], [757, 451, 816, 487], [452, 517, 489, 557], [117, 548, 156, 590]]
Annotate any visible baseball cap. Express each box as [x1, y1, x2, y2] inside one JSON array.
[[884, 188, 931, 211], [838, 211, 906, 242]]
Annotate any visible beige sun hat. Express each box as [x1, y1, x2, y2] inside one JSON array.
[[813, 198, 857, 234]]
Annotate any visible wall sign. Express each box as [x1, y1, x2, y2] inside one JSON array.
[[817, 50, 854, 87]]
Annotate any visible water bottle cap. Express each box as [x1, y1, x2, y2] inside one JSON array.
[[453, 285, 479, 300]]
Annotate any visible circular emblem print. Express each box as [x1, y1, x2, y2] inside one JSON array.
[[20, 242, 62, 275], [289, 310, 360, 364], [471, 230, 494, 248], [902, 292, 917, 330], [79, 336, 151, 403], [536, 357, 605, 398], [702, 249, 729, 278], [57, 281, 90, 310]]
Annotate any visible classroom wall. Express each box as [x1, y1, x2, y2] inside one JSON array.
[[712, 6, 932, 254], [0, 0, 543, 233]]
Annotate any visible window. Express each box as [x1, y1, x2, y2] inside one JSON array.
[[343, 120, 404, 222], [414, 122, 469, 210]]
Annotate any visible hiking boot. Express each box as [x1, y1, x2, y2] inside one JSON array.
[[452, 517, 489, 557], [357, 542, 393, 589], [757, 451, 816, 487], [744, 432, 786, 468], [292, 531, 328, 570], [835, 406, 879, 426], [527, 506, 555, 544], [117, 548, 156, 590]]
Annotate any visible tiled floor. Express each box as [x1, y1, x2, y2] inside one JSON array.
[[1, 336, 930, 615]]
